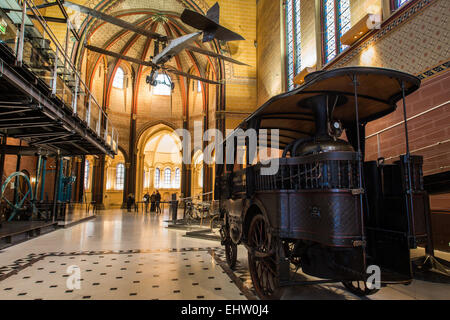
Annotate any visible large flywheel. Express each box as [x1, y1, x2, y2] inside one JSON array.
[[1, 172, 34, 221]]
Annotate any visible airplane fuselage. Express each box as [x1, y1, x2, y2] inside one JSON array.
[[152, 32, 202, 65]]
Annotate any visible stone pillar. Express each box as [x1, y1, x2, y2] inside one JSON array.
[[182, 163, 191, 199], [127, 116, 137, 199], [122, 162, 130, 209], [136, 154, 145, 200], [92, 155, 106, 210], [180, 119, 190, 199]]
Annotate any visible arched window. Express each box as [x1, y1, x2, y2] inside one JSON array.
[[164, 168, 171, 188], [153, 74, 172, 96], [116, 163, 125, 190], [197, 80, 202, 92], [322, 0, 351, 64], [113, 67, 125, 89], [198, 166, 203, 188], [174, 168, 180, 188], [143, 170, 148, 188], [84, 160, 90, 190], [154, 168, 160, 188], [285, 0, 301, 90]]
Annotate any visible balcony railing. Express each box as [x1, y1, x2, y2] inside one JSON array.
[[0, 0, 118, 154]]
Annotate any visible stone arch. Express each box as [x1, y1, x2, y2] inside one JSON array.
[[135, 123, 183, 200]]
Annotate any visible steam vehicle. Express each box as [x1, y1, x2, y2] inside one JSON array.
[[215, 67, 433, 299]]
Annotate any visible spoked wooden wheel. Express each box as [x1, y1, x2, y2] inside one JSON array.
[[225, 241, 237, 270], [247, 214, 284, 300], [342, 280, 380, 296]]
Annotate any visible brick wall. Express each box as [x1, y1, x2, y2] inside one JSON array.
[[2, 139, 37, 183], [300, 0, 317, 68], [257, 0, 283, 106]]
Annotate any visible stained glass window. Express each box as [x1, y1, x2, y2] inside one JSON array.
[[174, 168, 180, 188], [164, 168, 171, 188], [154, 168, 160, 189], [394, 0, 410, 10], [116, 163, 125, 190], [285, 0, 301, 91], [323, 0, 351, 64]]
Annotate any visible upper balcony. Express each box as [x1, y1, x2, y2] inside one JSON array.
[[0, 0, 117, 156]]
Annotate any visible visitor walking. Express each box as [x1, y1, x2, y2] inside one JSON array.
[[155, 190, 162, 214], [150, 191, 156, 213], [143, 192, 150, 213], [126, 193, 135, 212]]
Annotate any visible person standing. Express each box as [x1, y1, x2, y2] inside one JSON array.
[[143, 192, 150, 213], [155, 190, 162, 214], [150, 191, 156, 213], [126, 193, 135, 212]]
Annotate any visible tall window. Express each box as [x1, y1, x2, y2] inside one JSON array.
[[116, 163, 125, 190], [84, 160, 90, 190], [285, 0, 301, 90], [198, 167, 203, 188], [392, 0, 410, 10], [323, 0, 351, 64], [153, 74, 172, 96], [164, 168, 171, 188], [174, 168, 180, 188], [154, 168, 161, 189], [113, 67, 125, 89], [143, 170, 149, 188]]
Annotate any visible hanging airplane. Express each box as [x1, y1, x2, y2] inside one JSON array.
[[63, 1, 248, 89]]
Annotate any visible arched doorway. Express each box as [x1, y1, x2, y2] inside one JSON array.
[[136, 124, 182, 202]]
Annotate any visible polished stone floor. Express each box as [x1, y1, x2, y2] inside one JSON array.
[[0, 209, 448, 300]]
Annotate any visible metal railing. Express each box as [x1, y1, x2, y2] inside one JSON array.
[[0, 0, 118, 154], [251, 152, 359, 191]]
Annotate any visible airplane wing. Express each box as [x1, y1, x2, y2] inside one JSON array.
[[185, 45, 249, 66], [85, 45, 158, 68], [64, 1, 168, 42], [84, 45, 222, 85], [164, 67, 222, 85], [181, 4, 245, 42]]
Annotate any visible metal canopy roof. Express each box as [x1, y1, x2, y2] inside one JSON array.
[[229, 67, 421, 148]]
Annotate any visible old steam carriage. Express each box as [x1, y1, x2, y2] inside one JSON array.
[[215, 67, 433, 299]]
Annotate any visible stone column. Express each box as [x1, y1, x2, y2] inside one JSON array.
[[92, 155, 106, 210], [122, 162, 131, 209]]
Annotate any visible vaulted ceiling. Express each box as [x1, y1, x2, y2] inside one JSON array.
[[70, 0, 222, 86]]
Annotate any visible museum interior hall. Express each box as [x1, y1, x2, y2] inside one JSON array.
[[0, 0, 448, 301]]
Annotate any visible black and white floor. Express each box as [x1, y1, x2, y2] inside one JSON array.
[[0, 210, 448, 300]]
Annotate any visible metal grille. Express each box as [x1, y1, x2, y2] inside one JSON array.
[[253, 153, 359, 191]]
